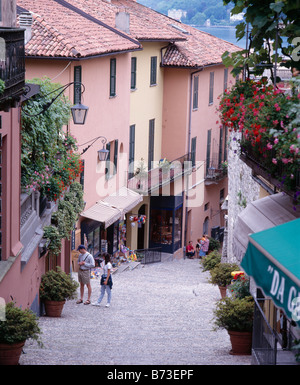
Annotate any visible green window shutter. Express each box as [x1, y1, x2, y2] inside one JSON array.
[[209, 72, 214, 105], [105, 142, 111, 180], [129, 125, 135, 178], [218, 126, 223, 168], [206, 129, 211, 172], [193, 76, 199, 109], [74, 66, 82, 104], [150, 56, 157, 86], [191, 137, 197, 167], [110, 58, 116, 97], [113, 139, 118, 175], [148, 119, 155, 170], [131, 57, 137, 90]]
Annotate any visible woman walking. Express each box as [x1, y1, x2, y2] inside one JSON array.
[[92, 253, 113, 307]]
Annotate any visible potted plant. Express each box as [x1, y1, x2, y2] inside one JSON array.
[[213, 296, 254, 355], [208, 237, 220, 253], [39, 267, 79, 317], [229, 272, 251, 299], [0, 302, 42, 365], [209, 263, 239, 298], [200, 250, 221, 272]]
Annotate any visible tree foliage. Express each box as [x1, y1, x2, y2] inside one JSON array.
[[222, 0, 300, 80]]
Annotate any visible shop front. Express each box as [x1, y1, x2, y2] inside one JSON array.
[[149, 194, 183, 254], [79, 187, 143, 263]]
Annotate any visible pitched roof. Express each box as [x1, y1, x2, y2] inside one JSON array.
[[17, 0, 241, 65], [162, 23, 241, 68], [17, 0, 142, 58]]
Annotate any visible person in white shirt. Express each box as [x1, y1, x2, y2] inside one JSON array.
[[76, 245, 95, 305], [92, 253, 113, 308]]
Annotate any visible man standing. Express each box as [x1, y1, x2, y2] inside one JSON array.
[[76, 245, 95, 305]]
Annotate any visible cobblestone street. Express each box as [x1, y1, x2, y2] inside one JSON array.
[[19, 258, 251, 365]]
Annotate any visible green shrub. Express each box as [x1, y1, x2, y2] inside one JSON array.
[[213, 296, 254, 332], [40, 267, 79, 302], [208, 262, 239, 287], [201, 250, 221, 272], [0, 302, 42, 345]]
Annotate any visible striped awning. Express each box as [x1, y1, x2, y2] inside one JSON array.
[[81, 187, 142, 228]]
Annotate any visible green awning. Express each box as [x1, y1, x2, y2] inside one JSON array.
[[241, 218, 300, 327]]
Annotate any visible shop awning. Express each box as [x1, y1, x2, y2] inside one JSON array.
[[103, 186, 143, 215], [81, 201, 122, 229], [241, 218, 300, 326], [80, 187, 142, 228], [232, 193, 299, 262]]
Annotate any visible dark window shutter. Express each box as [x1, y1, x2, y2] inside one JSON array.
[[74, 66, 82, 104], [129, 125, 135, 178], [148, 119, 155, 170], [193, 76, 199, 109], [131, 57, 137, 90], [150, 57, 157, 85], [110, 59, 116, 97], [113, 139, 118, 175]]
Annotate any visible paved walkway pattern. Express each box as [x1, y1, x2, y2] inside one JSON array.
[[20, 258, 251, 365]]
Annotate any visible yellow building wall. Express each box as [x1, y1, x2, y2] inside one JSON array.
[[130, 42, 165, 171]]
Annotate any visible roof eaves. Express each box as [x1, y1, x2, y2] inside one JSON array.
[[53, 0, 142, 49]]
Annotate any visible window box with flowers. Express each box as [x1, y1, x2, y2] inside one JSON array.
[[219, 77, 300, 205]]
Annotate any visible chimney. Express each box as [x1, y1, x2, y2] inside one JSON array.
[[19, 12, 33, 44], [115, 11, 130, 34]]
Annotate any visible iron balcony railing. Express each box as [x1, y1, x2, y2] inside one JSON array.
[[240, 141, 300, 199], [135, 247, 162, 264], [252, 297, 299, 365], [0, 28, 25, 109], [205, 158, 227, 184], [128, 154, 192, 194]]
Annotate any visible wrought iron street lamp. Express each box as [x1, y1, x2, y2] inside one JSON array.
[[81, 135, 109, 162], [22, 81, 89, 124]]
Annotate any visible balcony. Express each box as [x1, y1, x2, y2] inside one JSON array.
[[205, 158, 227, 185], [240, 142, 300, 200], [128, 154, 192, 194], [0, 28, 25, 110]]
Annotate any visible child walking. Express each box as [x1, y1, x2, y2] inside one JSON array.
[[92, 253, 113, 307]]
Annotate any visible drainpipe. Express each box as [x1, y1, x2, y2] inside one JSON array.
[[183, 67, 203, 258]]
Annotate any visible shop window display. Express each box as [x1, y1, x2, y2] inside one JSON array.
[[150, 206, 182, 253]]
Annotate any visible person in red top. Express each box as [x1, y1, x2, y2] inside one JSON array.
[[186, 241, 195, 259]]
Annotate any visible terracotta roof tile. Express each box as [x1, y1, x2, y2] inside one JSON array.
[[17, 0, 241, 65], [17, 0, 141, 58]]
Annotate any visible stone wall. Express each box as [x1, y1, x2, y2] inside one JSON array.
[[223, 131, 259, 263]]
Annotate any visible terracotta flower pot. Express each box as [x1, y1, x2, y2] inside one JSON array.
[[228, 330, 252, 355], [44, 300, 66, 317], [218, 286, 227, 298], [0, 341, 25, 365]]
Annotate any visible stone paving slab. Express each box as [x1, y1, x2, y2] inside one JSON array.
[[19, 258, 251, 365]]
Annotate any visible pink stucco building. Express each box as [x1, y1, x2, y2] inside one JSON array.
[[0, 0, 240, 313]]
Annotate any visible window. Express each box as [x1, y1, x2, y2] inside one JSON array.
[[74, 66, 82, 104], [224, 68, 228, 92], [209, 71, 214, 105], [110, 58, 116, 97], [218, 126, 223, 168], [191, 137, 197, 167], [105, 140, 118, 180], [193, 75, 199, 109], [129, 125, 135, 178], [148, 119, 155, 170], [206, 129, 211, 172], [150, 56, 157, 86], [131, 57, 137, 90]]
